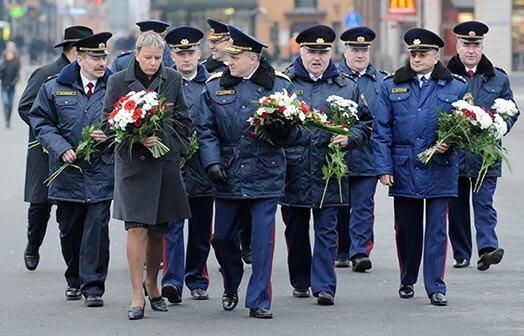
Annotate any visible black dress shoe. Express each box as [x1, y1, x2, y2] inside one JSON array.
[[351, 255, 372, 272], [85, 295, 104, 307], [222, 293, 238, 311], [429, 292, 448, 306], [161, 284, 182, 304], [191, 288, 209, 300], [24, 247, 40, 271], [317, 291, 335, 306], [398, 285, 414, 299], [334, 257, 351, 268], [128, 304, 145, 320], [249, 308, 273, 319], [292, 288, 310, 298], [477, 248, 504, 271], [453, 259, 470, 268], [65, 287, 82, 301]]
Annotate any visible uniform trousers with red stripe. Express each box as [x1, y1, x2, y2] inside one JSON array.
[[212, 198, 277, 310], [394, 196, 449, 296]]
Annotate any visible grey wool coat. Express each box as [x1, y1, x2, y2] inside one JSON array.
[[103, 59, 192, 225]]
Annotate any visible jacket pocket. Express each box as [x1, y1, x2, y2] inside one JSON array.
[[211, 93, 236, 105], [432, 154, 451, 166], [392, 155, 409, 166], [483, 85, 503, 95]]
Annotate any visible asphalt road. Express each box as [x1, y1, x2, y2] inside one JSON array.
[[0, 67, 523, 336]]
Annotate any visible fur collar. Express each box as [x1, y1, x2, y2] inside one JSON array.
[[203, 56, 226, 73], [219, 57, 275, 89], [393, 61, 452, 84], [447, 54, 495, 77]]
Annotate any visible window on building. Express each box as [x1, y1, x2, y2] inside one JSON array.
[[295, 0, 317, 9]]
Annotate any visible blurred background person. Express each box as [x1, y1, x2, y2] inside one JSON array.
[[0, 48, 21, 128]]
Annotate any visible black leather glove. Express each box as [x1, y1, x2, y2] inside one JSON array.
[[206, 163, 227, 184], [264, 122, 291, 143]]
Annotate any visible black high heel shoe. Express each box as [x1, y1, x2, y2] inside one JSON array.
[[128, 303, 145, 320], [143, 282, 168, 312]]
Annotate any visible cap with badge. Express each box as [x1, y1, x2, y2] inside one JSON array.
[[165, 26, 204, 52], [74, 32, 113, 57], [295, 25, 336, 51], [207, 18, 230, 42], [224, 25, 267, 55], [404, 28, 444, 51], [340, 26, 376, 48], [453, 21, 489, 43], [54, 26, 94, 48], [135, 20, 170, 34]]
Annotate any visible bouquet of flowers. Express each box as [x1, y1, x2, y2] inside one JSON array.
[[418, 100, 509, 192], [248, 89, 311, 144], [44, 122, 101, 186], [108, 90, 171, 158], [319, 95, 360, 208]]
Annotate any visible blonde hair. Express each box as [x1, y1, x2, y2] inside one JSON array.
[[135, 31, 165, 50]]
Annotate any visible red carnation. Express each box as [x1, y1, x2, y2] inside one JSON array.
[[134, 119, 142, 127], [300, 101, 310, 113], [261, 112, 269, 119], [253, 118, 261, 125], [278, 106, 286, 113], [124, 99, 136, 110], [150, 108, 157, 116]]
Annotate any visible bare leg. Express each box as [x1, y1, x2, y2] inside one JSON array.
[[127, 227, 147, 307], [144, 230, 164, 298]]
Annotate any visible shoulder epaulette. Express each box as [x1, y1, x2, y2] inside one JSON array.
[[116, 51, 132, 59], [494, 66, 507, 75], [206, 72, 223, 83], [340, 72, 357, 82], [44, 74, 58, 83], [383, 73, 394, 80], [452, 73, 467, 83], [275, 71, 291, 82], [379, 70, 390, 76]]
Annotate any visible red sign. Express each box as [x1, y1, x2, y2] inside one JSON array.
[[389, 0, 417, 15]]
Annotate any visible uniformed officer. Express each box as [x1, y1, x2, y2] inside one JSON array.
[[280, 25, 373, 305], [29, 32, 114, 307], [447, 21, 520, 270], [18, 25, 93, 271], [197, 25, 293, 319], [335, 26, 388, 271], [203, 18, 253, 265], [162, 26, 212, 301], [111, 19, 173, 72], [374, 28, 468, 306], [202, 19, 231, 74]]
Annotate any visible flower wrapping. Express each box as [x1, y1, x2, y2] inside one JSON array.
[[108, 90, 171, 158]]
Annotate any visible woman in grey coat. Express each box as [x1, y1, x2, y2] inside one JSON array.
[[103, 31, 191, 320]]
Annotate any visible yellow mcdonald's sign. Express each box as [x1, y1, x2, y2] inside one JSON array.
[[389, 0, 417, 14]]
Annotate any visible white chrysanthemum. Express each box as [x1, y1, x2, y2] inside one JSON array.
[[491, 98, 518, 119], [491, 114, 507, 140], [472, 106, 493, 129], [452, 100, 472, 111]]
